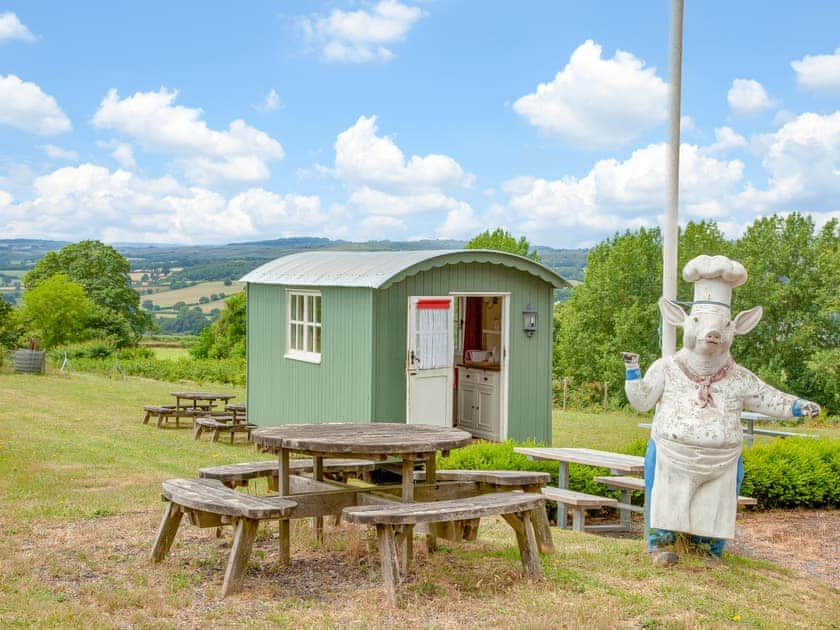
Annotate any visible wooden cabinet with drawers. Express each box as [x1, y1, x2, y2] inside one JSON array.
[[457, 367, 500, 440]]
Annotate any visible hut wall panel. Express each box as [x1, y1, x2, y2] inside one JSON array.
[[372, 261, 553, 443], [247, 284, 373, 426]]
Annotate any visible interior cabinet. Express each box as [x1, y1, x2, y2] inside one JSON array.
[[457, 367, 500, 440]]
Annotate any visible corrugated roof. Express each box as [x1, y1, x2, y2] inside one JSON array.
[[240, 249, 569, 289]]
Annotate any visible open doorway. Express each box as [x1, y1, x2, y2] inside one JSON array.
[[405, 293, 508, 441]]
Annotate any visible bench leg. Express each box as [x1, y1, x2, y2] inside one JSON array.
[[156, 413, 165, 429], [221, 518, 258, 597], [212, 429, 220, 443], [376, 524, 400, 607], [143, 411, 151, 424], [524, 484, 555, 553], [502, 511, 542, 579], [150, 502, 182, 562], [571, 508, 586, 532], [267, 475, 278, 492], [193, 424, 203, 441], [619, 489, 632, 529]]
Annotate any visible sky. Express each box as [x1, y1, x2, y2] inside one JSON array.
[[0, 1, 838, 248]]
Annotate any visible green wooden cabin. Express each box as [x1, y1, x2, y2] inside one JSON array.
[[241, 250, 568, 444]]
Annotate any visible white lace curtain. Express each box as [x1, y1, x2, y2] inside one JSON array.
[[415, 308, 450, 369]]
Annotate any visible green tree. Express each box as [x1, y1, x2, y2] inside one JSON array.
[[0, 299, 20, 349], [17, 274, 94, 348], [466, 228, 540, 261], [554, 227, 662, 402], [191, 292, 246, 359], [24, 240, 151, 345], [732, 214, 839, 406]]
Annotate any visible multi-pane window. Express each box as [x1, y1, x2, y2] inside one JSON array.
[[286, 290, 322, 363]]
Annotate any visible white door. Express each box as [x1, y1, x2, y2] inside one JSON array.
[[406, 296, 454, 426]]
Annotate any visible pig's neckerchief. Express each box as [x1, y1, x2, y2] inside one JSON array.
[[673, 355, 735, 408]]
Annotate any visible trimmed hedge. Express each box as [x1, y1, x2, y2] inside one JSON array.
[[741, 438, 840, 508], [52, 355, 245, 386], [439, 437, 840, 509]]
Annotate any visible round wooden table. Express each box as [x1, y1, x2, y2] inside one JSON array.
[[251, 423, 472, 564]]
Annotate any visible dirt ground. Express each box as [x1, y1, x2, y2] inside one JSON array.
[[727, 509, 840, 589], [594, 508, 840, 589]]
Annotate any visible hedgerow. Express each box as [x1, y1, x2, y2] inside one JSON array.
[[439, 437, 840, 509]]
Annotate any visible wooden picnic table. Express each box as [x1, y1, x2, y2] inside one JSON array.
[[171, 391, 235, 412], [514, 447, 644, 530], [251, 423, 472, 565]]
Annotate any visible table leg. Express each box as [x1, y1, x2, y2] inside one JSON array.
[[400, 458, 414, 571], [611, 467, 631, 529], [425, 453, 437, 552], [278, 448, 291, 565], [313, 456, 324, 544], [557, 462, 569, 529]]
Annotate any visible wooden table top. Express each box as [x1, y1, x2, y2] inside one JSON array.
[[252, 423, 472, 458], [171, 392, 236, 401], [513, 447, 645, 474]]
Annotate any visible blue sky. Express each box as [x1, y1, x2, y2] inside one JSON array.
[[1, 1, 838, 247]]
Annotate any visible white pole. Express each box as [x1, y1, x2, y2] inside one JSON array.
[[662, 0, 684, 357]]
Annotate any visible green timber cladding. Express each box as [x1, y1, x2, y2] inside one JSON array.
[[242, 250, 568, 444]]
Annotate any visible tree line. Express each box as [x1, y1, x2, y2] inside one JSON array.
[[553, 214, 839, 414]]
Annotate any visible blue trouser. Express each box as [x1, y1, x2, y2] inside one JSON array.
[[644, 439, 744, 557]]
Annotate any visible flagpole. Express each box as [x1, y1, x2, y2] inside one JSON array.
[[662, 0, 684, 357]]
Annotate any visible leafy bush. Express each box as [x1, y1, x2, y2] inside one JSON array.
[[51, 339, 115, 360], [439, 439, 646, 498], [741, 438, 840, 508], [438, 437, 840, 510], [59, 355, 245, 386]]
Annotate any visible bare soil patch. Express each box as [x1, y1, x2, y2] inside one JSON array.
[[728, 508, 840, 589]]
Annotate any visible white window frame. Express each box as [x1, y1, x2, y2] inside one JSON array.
[[285, 289, 322, 364]]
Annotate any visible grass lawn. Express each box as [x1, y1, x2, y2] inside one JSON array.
[[149, 346, 191, 360], [1, 371, 837, 628], [143, 281, 244, 308]]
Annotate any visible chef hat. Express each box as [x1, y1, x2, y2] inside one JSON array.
[[682, 255, 747, 309]]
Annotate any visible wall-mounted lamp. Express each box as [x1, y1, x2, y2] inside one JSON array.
[[522, 303, 537, 337]]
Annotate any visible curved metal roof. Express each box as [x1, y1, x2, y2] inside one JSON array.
[[240, 249, 569, 289]]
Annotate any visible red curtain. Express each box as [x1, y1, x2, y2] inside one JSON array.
[[463, 297, 483, 361]]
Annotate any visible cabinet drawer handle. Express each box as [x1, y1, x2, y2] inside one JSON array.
[[483, 377, 488, 381]]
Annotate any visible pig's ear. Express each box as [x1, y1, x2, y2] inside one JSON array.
[[733, 306, 763, 335], [658, 297, 686, 327]]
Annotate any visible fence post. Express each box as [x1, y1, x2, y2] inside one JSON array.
[[603, 382, 608, 411], [562, 377, 568, 410]]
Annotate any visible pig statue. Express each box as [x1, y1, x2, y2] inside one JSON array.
[[622, 255, 820, 565]]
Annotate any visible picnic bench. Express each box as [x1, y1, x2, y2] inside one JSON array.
[[193, 416, 257, 443], [198, 458, 378, 489], [540, 487, 619, 532], [150, 478, 296, 597], [343, 492, 546, 606], [143, 405, 178, 428], [593, 475, 757, 507]]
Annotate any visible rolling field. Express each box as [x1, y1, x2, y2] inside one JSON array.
[[141, 281, 244, 308]]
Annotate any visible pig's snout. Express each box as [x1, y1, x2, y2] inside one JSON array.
[[705, 330, 722, 344]]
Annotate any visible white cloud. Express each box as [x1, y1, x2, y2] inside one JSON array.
[[0, 74, 71, 135], [92, 88, 284, 184], [39, 144, 78, 161], [301, 0, 423, 63], [791, 49, 840, 91], [727, 78, 773, 117], [501, 142, 745, 245], [1, 163, 333, 244], [111, 143, 136, 170], [738, 111, 840, 214], [335, 115, 472, 193], [436, 204, 482, 239], [704, 126, 748, 155], [256, 88, 281, 112], [0, 12, 35, 43], [513, 40, 668, 148]]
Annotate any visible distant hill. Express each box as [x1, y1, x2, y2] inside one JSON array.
[[0, 237, 588, 289]]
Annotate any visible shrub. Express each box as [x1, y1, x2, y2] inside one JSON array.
[[439, 439, 646, 499], [53, 354, 245, 386], [51, 339, 114, 360], [741, 438, 840, 508]]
